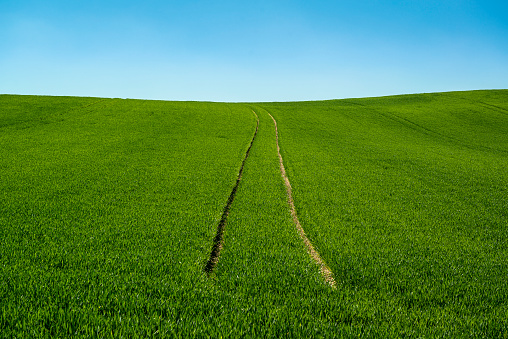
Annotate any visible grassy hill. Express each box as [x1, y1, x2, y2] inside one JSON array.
[[1, 90, 507, 337]]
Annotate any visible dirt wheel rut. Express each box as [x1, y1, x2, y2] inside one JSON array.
[[268, 112, 337, 289], [204, 111, 259, 274]]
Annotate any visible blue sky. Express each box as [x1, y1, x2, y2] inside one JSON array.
[[1, 0, 507, 101]]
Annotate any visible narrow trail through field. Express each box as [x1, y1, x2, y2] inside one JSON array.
[[268, 113, 337, 289], [204, 111, 259, 274]]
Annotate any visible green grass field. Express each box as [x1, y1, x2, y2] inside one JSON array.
[[1, 90, 507, 337]]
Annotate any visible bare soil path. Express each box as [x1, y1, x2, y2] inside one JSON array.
[[204, 111, 259, 274], [268, 112, 337, 288]]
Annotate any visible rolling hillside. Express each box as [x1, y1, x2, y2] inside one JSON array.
[[1, 90, 507, 337]]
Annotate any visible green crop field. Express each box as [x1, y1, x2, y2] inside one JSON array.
[[1, 90, 507, 337]]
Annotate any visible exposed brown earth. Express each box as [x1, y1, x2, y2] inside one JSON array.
[[204, 111, 259, 274], [268, 112, 337, 289]]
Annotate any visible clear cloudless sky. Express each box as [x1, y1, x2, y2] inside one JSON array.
[[1, 0, 507, 101]]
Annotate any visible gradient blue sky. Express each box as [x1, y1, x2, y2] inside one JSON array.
[[1, 0, 507, 101]]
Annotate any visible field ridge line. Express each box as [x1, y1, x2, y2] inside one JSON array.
[[204, 110, 259, 274], [268, 112, 337, 289]]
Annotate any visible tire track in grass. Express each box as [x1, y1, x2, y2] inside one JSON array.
[[268, 112, 337, 289], [204, 110, 259, 274]]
